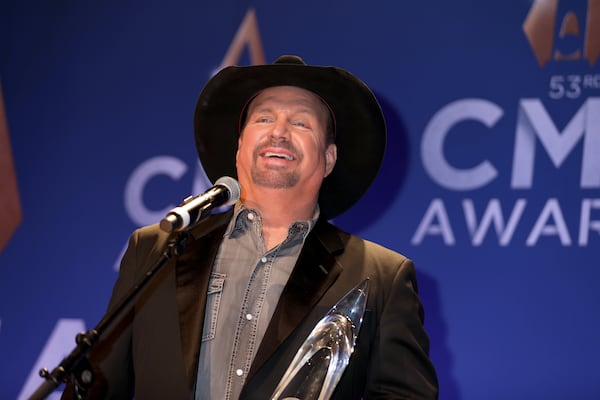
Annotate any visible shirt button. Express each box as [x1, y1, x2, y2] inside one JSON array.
[[236, 368, 244, 376], [246, 313, 253, 321], [261, 256, 267, 263], [247, 212, 255, 221]]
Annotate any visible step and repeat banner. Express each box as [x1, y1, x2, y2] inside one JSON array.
[[1, 1, 599, 399]]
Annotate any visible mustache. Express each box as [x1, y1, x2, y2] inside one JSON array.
[[253, 139, 301, 158]]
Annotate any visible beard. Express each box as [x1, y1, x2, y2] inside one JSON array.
[[251, 168, 300, 189], [251, 140, 302, 189]]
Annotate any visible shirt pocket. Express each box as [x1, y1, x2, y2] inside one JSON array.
[[201, 272, 226, 342]]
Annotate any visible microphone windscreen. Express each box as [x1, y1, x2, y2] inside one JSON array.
[[215, 176, 241, 205]]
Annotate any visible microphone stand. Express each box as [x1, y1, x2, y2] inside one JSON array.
[[27, 231, 190, 400]]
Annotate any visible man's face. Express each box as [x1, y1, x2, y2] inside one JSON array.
[[236, 86, 337, 194]]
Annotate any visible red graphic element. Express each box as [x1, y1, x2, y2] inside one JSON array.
[[219, 8, 266, 68], [0, 81, 22, 253], [586, 0, 600, 65], [523, 0, 600, 67]]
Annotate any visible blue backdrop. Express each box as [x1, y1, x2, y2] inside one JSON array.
[[1, 1, 599, 399]]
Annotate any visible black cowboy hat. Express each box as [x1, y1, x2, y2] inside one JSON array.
[[194, 55, 386, 220]]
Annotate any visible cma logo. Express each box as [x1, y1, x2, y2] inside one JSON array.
[[523, 0, 600, 67], [422, 97, 600, 190], [413, 97, 600, 247]]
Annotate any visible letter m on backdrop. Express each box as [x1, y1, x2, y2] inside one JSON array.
[[0, 81, 22, 252], [512, 97, 600, 189]]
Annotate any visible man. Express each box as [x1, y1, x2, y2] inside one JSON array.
[[63, 55, 438, 399]]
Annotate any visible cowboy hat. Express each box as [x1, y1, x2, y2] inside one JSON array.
[[193, 55, 386, 219]]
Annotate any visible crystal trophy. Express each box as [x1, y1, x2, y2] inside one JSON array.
[[271, 279, 369, 400]]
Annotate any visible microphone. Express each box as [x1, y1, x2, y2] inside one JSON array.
[[159, 176, 241, 233]]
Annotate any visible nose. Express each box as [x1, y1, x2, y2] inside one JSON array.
[[270, 118, 290, 141]]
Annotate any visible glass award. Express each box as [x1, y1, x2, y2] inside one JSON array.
[[271, 279, 369, 400]]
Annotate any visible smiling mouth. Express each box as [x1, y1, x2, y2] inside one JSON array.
[[263, 151, 295, 161]]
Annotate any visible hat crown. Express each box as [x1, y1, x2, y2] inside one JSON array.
[[273, 55, 306, 65]]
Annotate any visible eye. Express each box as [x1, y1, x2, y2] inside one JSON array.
[[253, 115, 273, 123], [292, 120, 310, 128]]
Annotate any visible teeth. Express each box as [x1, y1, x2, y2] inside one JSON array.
[[264, 152, 294, 160]]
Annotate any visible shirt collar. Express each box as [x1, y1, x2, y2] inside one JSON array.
[[224, 201, 320, 240]]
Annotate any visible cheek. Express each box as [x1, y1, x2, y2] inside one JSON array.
[[310, 138, 329, 163], [236, 137, 249, 166], [237, 137, 255, 165], [302, 134, 324, 154]]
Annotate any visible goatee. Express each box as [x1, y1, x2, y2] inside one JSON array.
[[252, 140, 302, 188]]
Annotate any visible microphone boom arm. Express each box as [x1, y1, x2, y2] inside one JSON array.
[[28, 232, 190, 400]]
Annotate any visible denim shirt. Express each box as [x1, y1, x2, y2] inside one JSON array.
[[195, 202, 317, 400]]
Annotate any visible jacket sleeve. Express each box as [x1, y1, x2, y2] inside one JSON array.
[[364, 257, 439, 399]]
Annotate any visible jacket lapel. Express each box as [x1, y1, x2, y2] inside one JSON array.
[[246, 219, 345, 381], [174, 210, 232, 390]]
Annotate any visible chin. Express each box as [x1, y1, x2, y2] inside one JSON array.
[[251, 170, 300, 189]]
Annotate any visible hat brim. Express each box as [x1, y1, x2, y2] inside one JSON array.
[[194, 59, 386, 220]]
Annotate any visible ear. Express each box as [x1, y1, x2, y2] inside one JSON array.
[[324, 143, 337, 177], [235, 136, 243, 165]]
